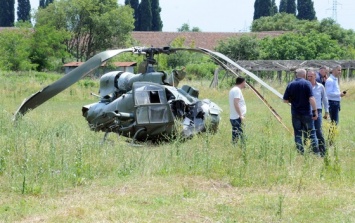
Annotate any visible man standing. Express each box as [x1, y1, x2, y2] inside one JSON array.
[[307, 70, 329, 156], [316, 66, 328, 86], [325, 65, 346, 125], [283, 69, 319, 155], [229, 76, 247, 145]]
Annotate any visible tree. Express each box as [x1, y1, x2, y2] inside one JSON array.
[[177, 23, 190, 32], [40, 0, 53, 8], [279, 0, 287, 13], [191, 27, 201, 32], [251, 13, 302, 31], [297, 0, 316, 20], [29, 24, 70, 71], [0, 28, 34, 70], [125, 0, 139, 31], [286, 0, 296, 15], [215, 35, 260, 60], [270, 0, 278, 16], [151, 0, 163, 31], [0, 0, 15, 27], [253, 0, 272, 20], [260, 32, 344, 60], [17, 0, 31, 23], [137, 0, 152, 31], [176, 23, 201, 32], [34, 0, 134, 62]]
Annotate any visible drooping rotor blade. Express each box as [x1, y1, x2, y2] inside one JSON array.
[[199, 48, 284, 100], [14, 48, 134, 120], [247, 83, 292, 134], [199, 48, 291, 134]]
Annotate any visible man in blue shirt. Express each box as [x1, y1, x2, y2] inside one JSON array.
[[325, 65, 346, 125], [307, 70, 329, 156], [325, 65, 346, 146], [283, 69, 319, 155]]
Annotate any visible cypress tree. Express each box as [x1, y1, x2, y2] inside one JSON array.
[[45, 0, 54, 6], [151, 0, 163, 31], [253, 0, 260, 20], [137, 0, 152, 31], [253, 0, 272, 20], [297, 0, 316, 20], [17, 0, 31, 22], [270, 0, 278, 16], [39, 0, 45, 8], [0, 0, 15, 27], [126, 0, 139, 31], [279, 0, 287, 13], [286, 0, 296, 15]]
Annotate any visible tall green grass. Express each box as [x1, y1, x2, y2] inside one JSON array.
[[1, 72, 354, 222]]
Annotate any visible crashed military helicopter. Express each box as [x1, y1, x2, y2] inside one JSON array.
[[14, 46, 286, 143]]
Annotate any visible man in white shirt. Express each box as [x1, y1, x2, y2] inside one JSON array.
[[229, 77, 247, 145], [325, 65, 346, 146], [325, 65, 346, 125]]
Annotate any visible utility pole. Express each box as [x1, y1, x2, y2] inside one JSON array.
[[332, 0, 339, 22]]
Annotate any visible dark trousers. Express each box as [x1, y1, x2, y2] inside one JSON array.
[[292, 114, 319, 154], [230, 118, 245, 146], [314, 109, 326, 156], [328, 100, 340, 125], [328, 100, 340, 146]]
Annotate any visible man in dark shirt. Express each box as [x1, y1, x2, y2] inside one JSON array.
[[283, 69, 319, 155]]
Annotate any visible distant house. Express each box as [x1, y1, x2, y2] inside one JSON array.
[[63, 61, 137, 75]]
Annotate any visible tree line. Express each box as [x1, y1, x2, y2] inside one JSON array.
[[0, 0, 164, 71], [254, 0, 316, 21], [216, 13, 355, 61], [0, 0, 162, 32], [1, 0, 355, 73]]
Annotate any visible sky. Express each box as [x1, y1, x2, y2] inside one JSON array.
[[28, 0, 355, 32]]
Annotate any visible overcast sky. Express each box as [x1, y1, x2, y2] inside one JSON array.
[[28, 0, 355, 32]]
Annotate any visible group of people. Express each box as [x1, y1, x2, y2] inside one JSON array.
[[229, 65, 346, 157]]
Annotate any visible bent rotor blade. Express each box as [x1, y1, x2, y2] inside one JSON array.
[[199, 48, 291, 134], [199, 48, 284, 100], [14, 48, 134, 120], [247, 83, 292, 134]]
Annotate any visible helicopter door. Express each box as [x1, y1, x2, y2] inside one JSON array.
[[133, 82, 174, 126]]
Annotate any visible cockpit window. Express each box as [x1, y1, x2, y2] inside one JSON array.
[[133, 83, 167, 105]]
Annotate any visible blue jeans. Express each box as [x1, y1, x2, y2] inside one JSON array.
[[292, 114, 319, 154], [230, 118, 245, 145], [328, 100, 340, 125], [314, 109, 326, 156]]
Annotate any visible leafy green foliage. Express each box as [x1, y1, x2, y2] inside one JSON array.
[[251, 14, 355, 59], [0, 29, 34, 71], [252, 13, 304, 31], [29, 24, 70, 71], [260, 32, 344, 60], [177, 23, 201, 32], [35, 0, 134, 61], [185, 62, 217, 79], [215, 34, 260, 60]]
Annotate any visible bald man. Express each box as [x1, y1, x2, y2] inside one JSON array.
[[283, 69, 319, 155]]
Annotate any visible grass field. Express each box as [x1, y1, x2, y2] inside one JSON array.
[[0, 71, 354, 222]]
